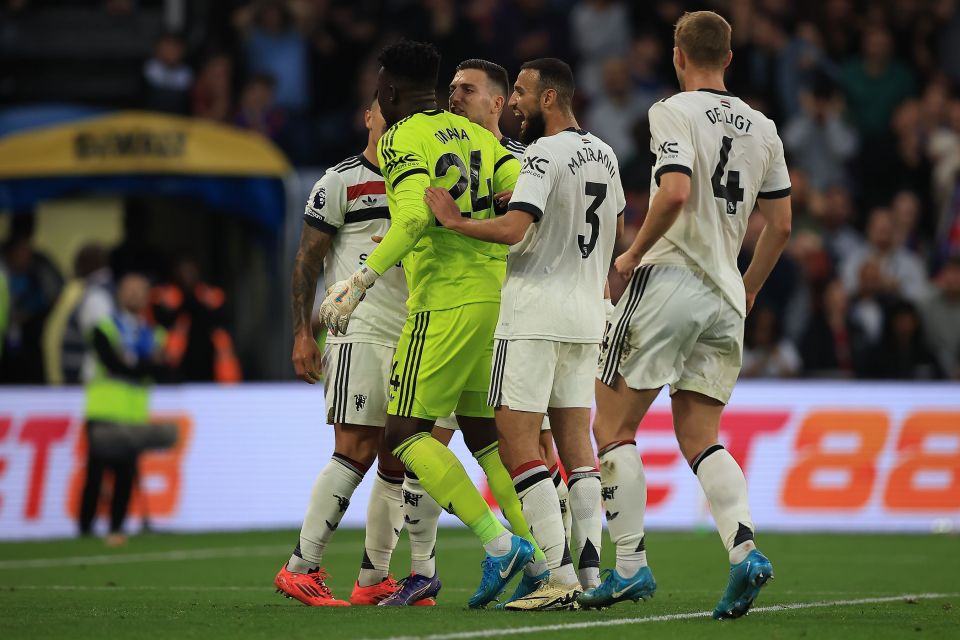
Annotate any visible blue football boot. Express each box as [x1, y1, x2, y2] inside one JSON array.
[[577, 567, 657, 609], [495, 568, 550, 609], [712, 549, 774, 620], [378, 573, 441, 607], [468, 536, 536, 609]]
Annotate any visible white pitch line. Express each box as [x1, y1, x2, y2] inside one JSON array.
[[0, 539, 479, 570], [372, 593, 958, 640]]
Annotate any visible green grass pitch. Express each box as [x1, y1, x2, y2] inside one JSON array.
[[1, 528, 958, 639]]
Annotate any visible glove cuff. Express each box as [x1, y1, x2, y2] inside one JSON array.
[[355, 266, 380, 289]]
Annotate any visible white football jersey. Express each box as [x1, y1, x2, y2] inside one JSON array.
[[304, 154, 407, 347], [498, 128, 625, 342], [643, 89, 791, 317]]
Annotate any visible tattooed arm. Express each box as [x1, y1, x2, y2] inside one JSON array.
[[291, 224, 333, 384]]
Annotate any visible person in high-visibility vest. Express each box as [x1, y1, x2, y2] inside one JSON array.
[[78, 271, 167, 547]]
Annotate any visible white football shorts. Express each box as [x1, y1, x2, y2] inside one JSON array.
[[488, 339, 599, 413], [598, 263, 744, 404], [323, 342, 394, 427]]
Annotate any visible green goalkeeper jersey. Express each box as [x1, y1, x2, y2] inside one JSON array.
[[366, 109, 521, 313]]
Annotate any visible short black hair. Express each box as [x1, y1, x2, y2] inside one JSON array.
[[455, 58, 510, 97], [378, 40, 441, 90], [520, 58, 575, 109]]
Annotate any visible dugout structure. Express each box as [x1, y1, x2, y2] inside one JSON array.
[[0, 110, 302, 379]]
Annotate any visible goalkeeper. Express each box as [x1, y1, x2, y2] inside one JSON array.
[[319, 40, 540, 609]]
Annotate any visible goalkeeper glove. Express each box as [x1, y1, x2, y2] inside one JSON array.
[[318, 267, 379, 336]]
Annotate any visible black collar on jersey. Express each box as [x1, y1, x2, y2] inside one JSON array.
[[420, 108, 444, 116], [697, 88, 735, 97], [358, 154, 382, 176], [563, 127, 589, 135]]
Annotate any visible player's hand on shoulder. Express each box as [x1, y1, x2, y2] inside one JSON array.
[[613, 251, 642, 280], [292, 332, 322, 384], [424, 187, 462, 228]]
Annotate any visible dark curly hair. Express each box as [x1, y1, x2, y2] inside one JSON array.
[[378, 39, 441, 90]]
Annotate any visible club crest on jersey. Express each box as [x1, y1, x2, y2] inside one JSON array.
[[313, 186, 326, 210]]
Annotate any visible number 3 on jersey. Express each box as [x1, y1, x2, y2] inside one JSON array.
[[578, 181, 606, 258], [712, 136, 744, 215]]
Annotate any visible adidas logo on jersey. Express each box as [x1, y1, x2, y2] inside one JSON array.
[[361, 196, 377, 207]]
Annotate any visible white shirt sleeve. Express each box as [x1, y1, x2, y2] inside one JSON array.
[[649, 101, 695, 186], [758, 130, 792, 198], [303, 170, 347, 234], [508, 142, 558, 222]]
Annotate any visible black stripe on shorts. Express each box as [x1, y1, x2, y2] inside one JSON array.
[[487, 339, 508, 407], [600, 266, 653, 386]]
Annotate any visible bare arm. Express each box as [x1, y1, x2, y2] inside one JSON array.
[[613, 172, 690, 278], [742, 196, 792, 314], [291, 225, 333, 383], [425, 187, 533, 245]]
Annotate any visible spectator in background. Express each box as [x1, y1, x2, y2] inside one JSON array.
[[234, 74, 286, 143], [841, 25, 915, 138], [799, 279, 858, 378], [42, 244, 114, 385], [848, 258, 893, 348], [810, 183, 864, 263], [0, 215, 63, 383], [741, 306, 801, 378], [889, 190, 925, 254], [626, 31, 666, 108], [783, 77, 858, 191], [922, 255, 960, 379], [570, 0, 631, 99], [585, 57, 648, 162], [493, 0, 570, 72], [738, 210, 799, 320], [151, 256, 240, 383], [235, 1, 310, 113], [864, 300, 942, 379], [840, 207, 928, 304], [192, 54, 233, 122], [143, 32, 193, 114], [777, 22, 838, 120]]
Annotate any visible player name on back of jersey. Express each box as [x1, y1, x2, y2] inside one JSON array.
[[433, 126, 471, 144], [564, 140, 616, 178], [704, 103, 753, 132]]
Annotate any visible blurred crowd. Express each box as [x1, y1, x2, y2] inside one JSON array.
[[0, 213, 242, 385], [3, 0, 960, 381]]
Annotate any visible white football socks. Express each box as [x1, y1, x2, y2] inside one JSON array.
[[357, 469, 404, 587], [513, 462, 578, 585], [402, 471, 443, 578], [290, 454, 365, 572], [693, 444, 756, 565], [550, 464, 572, 544], [598, 440, 648, 578], [568, 466, 602, 589]]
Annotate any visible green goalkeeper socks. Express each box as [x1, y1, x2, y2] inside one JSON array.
[[473, 441, 548, 565], [394, 433, 508, 546]]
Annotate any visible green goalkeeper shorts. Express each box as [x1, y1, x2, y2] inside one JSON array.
[[388, 302, 498, 421]]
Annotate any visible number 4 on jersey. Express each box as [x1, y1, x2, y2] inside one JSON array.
[[712, 136, 744, 215]]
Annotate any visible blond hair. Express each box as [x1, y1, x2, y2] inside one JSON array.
[[674, 11, 732, 69]]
